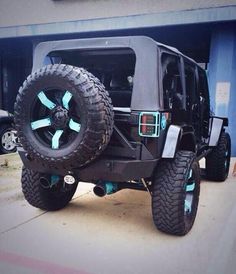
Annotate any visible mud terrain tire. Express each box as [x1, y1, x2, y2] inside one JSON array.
[[206, 132, 231, 181], [22, 167, 78, 211], [14, 64, 114, 168], [152, 151, 200, 236]]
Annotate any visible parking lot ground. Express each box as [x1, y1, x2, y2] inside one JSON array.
[[0, 153, 236, 274]]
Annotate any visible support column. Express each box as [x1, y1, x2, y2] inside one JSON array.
[[208, 23, 236, 156]]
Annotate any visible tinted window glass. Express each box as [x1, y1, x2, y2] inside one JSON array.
[[46, 48, 136, 107], [184, 62, 197, 112], [161, 53, 183, 110], [198, 68, 210, 137]]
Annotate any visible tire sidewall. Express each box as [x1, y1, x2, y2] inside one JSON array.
[[224, 132, 231, 179]]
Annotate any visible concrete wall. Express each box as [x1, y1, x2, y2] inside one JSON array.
[[0, 0, 235, 27], [208, 24, 236, 155]]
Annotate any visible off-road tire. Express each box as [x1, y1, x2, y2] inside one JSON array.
[[22, 167, 78, 211], [152, 151, 200, 236], [14, 64, 114, 168], [206, 132, 231, 181], [0, 124, 17, 154]]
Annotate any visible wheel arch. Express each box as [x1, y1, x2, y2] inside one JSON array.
[[178, 132, 196, 153], [0, 116, 14, 125]]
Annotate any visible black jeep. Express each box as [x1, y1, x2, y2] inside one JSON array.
[[14, 36, 231, 236]]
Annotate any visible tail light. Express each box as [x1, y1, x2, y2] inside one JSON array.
[[139, 112, 160, 137]]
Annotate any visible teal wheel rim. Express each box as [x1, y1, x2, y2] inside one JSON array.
[[184, 168, 196, 214], [225, 151, 228, 169], [30, 89, 81, 150]]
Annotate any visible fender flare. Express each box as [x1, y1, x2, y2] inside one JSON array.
[[208, 117, 224, 147], [162, 125, 181, 158]]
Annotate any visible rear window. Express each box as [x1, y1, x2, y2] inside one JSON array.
[[45, 48, 136, 107]]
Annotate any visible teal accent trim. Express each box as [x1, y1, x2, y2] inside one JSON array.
[[161, 113, 167, 130], [52, 129, 63, 149], [38, 91, 56, 110], [184, 200, 192, 213], [185, 168, 195, 213], [50, 175, 60, 187], [139, 111, 160, 137], [225, 147, 229, 168], [0, 6, 235, 38], [96, 180, 118, 195], [225, 151, 228, 167], [105, 181, 118, 195], [69, 119, 81, 132], [186, 182, 195, 192], [31, 117, 51, 130], [62, 91, 72, 110], [188, 169, 193, 179]]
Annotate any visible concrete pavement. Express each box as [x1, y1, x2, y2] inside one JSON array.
[[0, 153, 236, 274]]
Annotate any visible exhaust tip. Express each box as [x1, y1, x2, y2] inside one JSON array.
[[93, 185, 106, 197]]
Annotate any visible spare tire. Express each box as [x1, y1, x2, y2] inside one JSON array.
[[14, 64, 114, 168]]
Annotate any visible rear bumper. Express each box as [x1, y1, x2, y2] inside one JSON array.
[[78, 158, 158, 182], [18, 147, 158, 182]]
